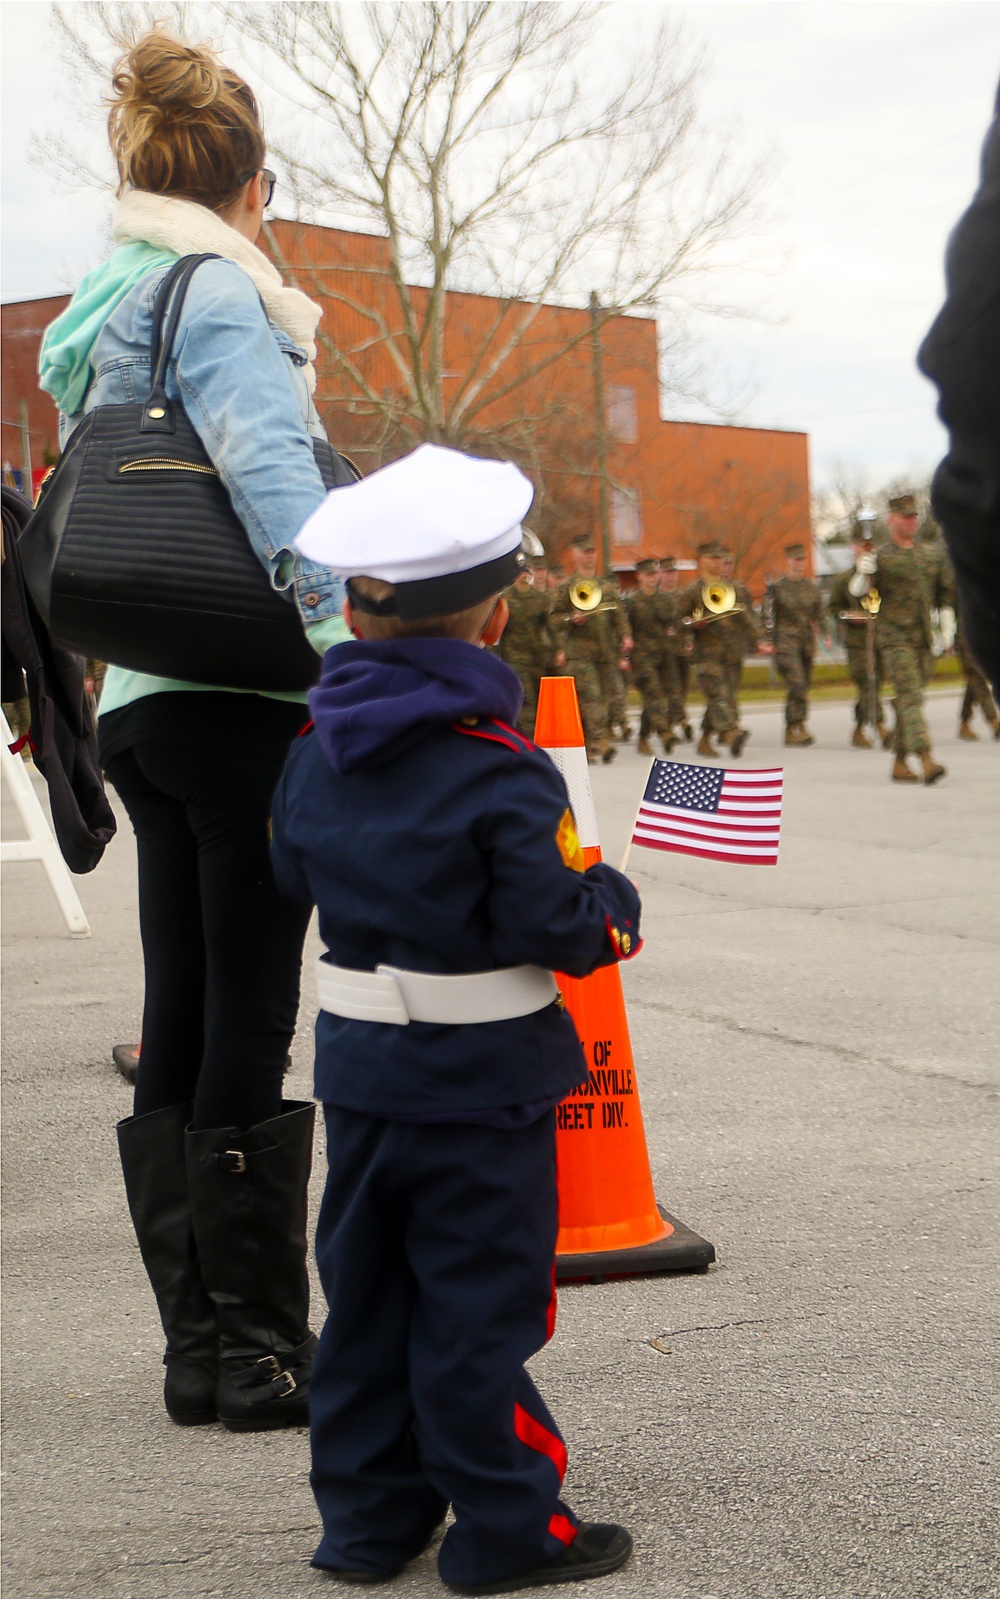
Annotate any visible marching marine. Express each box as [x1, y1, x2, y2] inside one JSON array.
[[548, 535, 631, 764], [496, 531, 553, 737], [674, 540, 753, 758], [828, 522, 887, 747], [718, 545, 762, 734], [849, 492, 953, 783], [627, 558, 676, 756], [768, 543, 824, 746]]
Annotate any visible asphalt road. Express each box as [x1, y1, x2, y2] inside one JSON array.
[[2, 689, 997, 1599]]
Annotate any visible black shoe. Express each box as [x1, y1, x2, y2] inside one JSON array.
[[729, 728, 750, 757], [445, 1523, 633, 1594], [116, 1105, 218, 1425], [601, 746, 617, 764], [113, 1042, 141, 1085], [186, 1100, 317, 1432]]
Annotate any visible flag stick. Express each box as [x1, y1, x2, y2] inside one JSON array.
[[619, 759, 654, 872]]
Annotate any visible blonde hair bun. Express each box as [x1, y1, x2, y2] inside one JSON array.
[[112, 32, 224, 122], [108, 30, 264, 210]]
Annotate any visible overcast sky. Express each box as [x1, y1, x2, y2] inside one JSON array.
[[2, 1, 998, 493]]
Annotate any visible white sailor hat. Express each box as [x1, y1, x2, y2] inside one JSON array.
[[295, 443, 535, 621]]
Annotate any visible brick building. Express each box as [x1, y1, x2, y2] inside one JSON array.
[[2, 220, 810, 592]]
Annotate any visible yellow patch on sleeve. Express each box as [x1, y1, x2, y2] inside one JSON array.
[[555, 807, 585, 872]]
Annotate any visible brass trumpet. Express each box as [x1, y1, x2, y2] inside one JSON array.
[[684, 580, 744, 627], [561, 578, 618, 619]]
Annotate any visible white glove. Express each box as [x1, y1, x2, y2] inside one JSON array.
[[847, 571, 869, 598], [856, 552, 878, 575], [938, 605, 956, 651]]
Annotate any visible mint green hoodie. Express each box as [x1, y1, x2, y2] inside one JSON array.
[[38, 241, 178, 416]]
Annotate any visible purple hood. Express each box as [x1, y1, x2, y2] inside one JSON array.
[[308, 638, 524, 773]]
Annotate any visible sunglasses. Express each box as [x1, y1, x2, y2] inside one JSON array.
[[239, 166, 277, 207]]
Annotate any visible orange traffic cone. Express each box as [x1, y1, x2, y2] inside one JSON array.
[[534, 676, 715, 1281]]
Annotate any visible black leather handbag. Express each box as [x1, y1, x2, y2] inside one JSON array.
[[19, 253, 358, 692]]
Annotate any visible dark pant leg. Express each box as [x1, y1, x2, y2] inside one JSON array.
[[311, 1108, 447, 1578], [310, 1111, 577, 1589], [407, 1115, 578, 1588], [105, 750, 206, 1116], [129, 738, 312, 1131]]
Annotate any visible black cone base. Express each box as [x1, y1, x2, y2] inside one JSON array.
[[555, 1204, 715, 1284]]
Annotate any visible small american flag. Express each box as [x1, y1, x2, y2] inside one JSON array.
[[631, 759, 783, 865]]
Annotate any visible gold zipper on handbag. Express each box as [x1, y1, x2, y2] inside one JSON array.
[[118, 458, 218, 476]]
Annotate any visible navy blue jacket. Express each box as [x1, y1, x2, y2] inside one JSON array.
[[270, 637, 641, 1118]]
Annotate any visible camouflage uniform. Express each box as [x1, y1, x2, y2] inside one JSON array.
[[770, 576, 823, 727], [627, 588, 673, 745], [674, 581, 745, 737], [497, 584, 553, 737], [874, 541, 954, 757], [548, 581, 626, 759], [828, 567, 885, 728]]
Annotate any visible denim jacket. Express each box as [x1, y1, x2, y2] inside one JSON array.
[[61, 257, 343, 629]]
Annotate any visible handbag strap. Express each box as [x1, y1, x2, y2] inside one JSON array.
[[142, 253, 221, 434]]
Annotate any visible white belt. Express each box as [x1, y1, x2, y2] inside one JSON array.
[[315, 957, 559, 1026]]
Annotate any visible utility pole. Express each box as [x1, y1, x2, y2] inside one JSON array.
[[589, 291, 612, 576], [19, 399, 33, 496]]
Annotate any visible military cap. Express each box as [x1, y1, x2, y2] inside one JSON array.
[[635, 557, 659, 574], [570, 533, 597, 551], [296, 443, 533, 620], [888, 493, 918, 517], [696, 539, 723, 558], [784, 542, 807, 558], [658, 554, 677, 571]]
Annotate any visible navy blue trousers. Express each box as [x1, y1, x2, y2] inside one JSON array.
[[310, 1106, 579, 1586]]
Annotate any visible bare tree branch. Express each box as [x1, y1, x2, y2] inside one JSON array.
[[40, 0, 776, 501]]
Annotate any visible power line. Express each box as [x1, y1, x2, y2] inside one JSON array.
[[785, 124, 983, 218], [802, 198, 960, 250]]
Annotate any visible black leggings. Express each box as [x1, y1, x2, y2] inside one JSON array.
[[104, 709, 312, 1131]]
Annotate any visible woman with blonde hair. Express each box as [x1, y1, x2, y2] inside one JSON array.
[[38, 32, 344, 1432]]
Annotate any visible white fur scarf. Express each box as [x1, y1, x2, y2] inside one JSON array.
[[112, 189, 321, 392]]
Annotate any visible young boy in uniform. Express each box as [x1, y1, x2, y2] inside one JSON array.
[[270, 445, 640, 1594]]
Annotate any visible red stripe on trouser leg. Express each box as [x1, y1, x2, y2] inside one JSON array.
[[514, 1402, 567, 1483], [547, 1514, 578, 1547], [545, 1265, 557, 1345]]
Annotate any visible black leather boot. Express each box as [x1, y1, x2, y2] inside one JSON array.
[[116, 1104, 218, 1425], [185, 1099, 317, 1432]]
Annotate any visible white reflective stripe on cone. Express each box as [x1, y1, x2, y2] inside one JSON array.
[[543, 745, 601, 849]]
